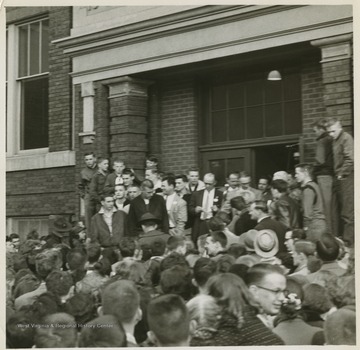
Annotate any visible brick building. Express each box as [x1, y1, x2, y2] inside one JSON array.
[[6, 5, 353, 239]]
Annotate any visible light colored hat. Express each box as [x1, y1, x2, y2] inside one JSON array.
[[238, 229, 258, 252], [273, 171, 289, 182], [254, 229, 279, 258]]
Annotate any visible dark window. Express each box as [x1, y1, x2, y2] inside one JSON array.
[[207, 72, 302, 144]]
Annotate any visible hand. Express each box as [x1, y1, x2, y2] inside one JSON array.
[[195, 206, 203, 213], [211, 205, 219, 212]]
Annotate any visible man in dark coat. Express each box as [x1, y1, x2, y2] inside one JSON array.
[[127, 180, 169, 236], [249, 200, 287, 253], [189, 173, 223, 245], [89, 193, 127, 248]]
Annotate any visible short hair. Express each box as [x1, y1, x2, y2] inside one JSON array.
[[162, 175, 176, 187], [208, 216, 226, 231], [78, 315, 127, 347], [141, 179, 154, 189], [326, 117, 342, 127], [193, 257, 217, 287], [230, 196, 247, 211], [34, 313, 77, 348], [239, 171, 250, 178], [64, 292, 96, 327], [45, 270, 73, 297], [147, 294, 190, 346], [271, 179, 288, 193], [7, 310, 36, 348], [122, 167, 135, 176], [167, 236, 185, 251], [93, 257, 112, 277], [215, 211, 231, 225], [245, 263, 284, 286], [160, 252, 189, 272], [101, 280, 140, 324], [316, 234, 339, 262], [35, 248, 63, 280], [187, 167, 200, 174], [114, 183, 126, 190], [84, 152, 95, 158], [32, 292, 61, 320], [10, 233, 20, 240], [294, 240, 316, 257], [227, 171, 240, 178], [311, 118, 328, 130], [210, 231, 227, 249], [119, 237, 138, 258], [327, 275, 355, 309], [175, 174, 188, 183], [146, 168, 158, 175], [160, 265, 193, 300], [251, 200, 268, 213], [291, 229, 306, 240], [324, 308, 356, 345], [258, 175, 270, 183], [112, 157, 124, 165], [227, 243, 247, 259], [228, 263, 249, 280], [295, 163, 314, 177], [302, 284, 333, 314], [86, 242, 101, 263], [96, 157, 108, 165], [66, 248, 87, 271], [147, 155, 158, 163], [114, 259, 146, 285], [215, 254, 236, 273]]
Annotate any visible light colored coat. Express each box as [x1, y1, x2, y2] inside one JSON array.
[[167, 193, 188, 236]]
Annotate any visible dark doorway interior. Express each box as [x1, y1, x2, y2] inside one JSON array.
[[254, 143, 299, 182]]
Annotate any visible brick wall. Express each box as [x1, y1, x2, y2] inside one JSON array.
[[301, 62, 326, 163], [48, 7, 73, 152], [6, 167, 76, 216], [158, 79, 199, 174]]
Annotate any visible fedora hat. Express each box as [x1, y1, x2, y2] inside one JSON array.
[[238, 229, 258, 252], [139, 213, 161, 225], [50, 216, 72, 237], [254, 229, 279, 258]]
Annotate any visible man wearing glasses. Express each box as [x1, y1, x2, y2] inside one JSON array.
[[245, 264, 287, 328]]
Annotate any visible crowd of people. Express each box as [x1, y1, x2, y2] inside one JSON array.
[[6, 116, 355, 347]]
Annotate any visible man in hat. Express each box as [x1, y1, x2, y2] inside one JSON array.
[[127, 180, 169, 236], [138, 213, 170, 247], [253, 229, 280, 265], [89, 193, 127, 249], [44, 216, 73, 249]]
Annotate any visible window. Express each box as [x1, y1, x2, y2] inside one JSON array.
[[7, 217, 49, 242], [205, 73, 302, 144], [6, 18, 49, 153]]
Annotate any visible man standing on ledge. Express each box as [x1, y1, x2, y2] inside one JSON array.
[[327, 117, 354, 247]]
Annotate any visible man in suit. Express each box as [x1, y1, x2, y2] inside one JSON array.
[[127, 180, 169, 236], [189, 173, 223, 245], [249, 200, 287, 253], [161, 175, 188, 237], [103, 158, 125, 193]]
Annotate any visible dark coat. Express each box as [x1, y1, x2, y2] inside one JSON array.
[[103, 172, 123, 193], [89, 210, 127, 247], [234, 210, 257, 236], [272, 193, 301, 229], [127, 195, 169, 236], [189, 189, 223, 243], [255, 216, 287, 253]]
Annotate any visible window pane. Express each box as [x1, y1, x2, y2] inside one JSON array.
[[30, 22, 40, 75], [21, 77, 49, 149], [284, 74, 301, 100], [265, 103, 282, 137], [246, 106, 263, 139], [246, 80, 263, 106], [265, 80, 282, 103], [212, 85, 227, 110], [212, 111, 227, 142], [41, 20, 49, 72], [229, 108, 245, 140], [18, 25, 28, 77], [284, 100, 302, 134], [228, 83, 244, 108]]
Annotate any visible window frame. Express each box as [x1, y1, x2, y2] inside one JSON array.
[[6, 17, 50, 156]]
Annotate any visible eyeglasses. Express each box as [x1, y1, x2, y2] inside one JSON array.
[[256, 285, 288, 297]]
